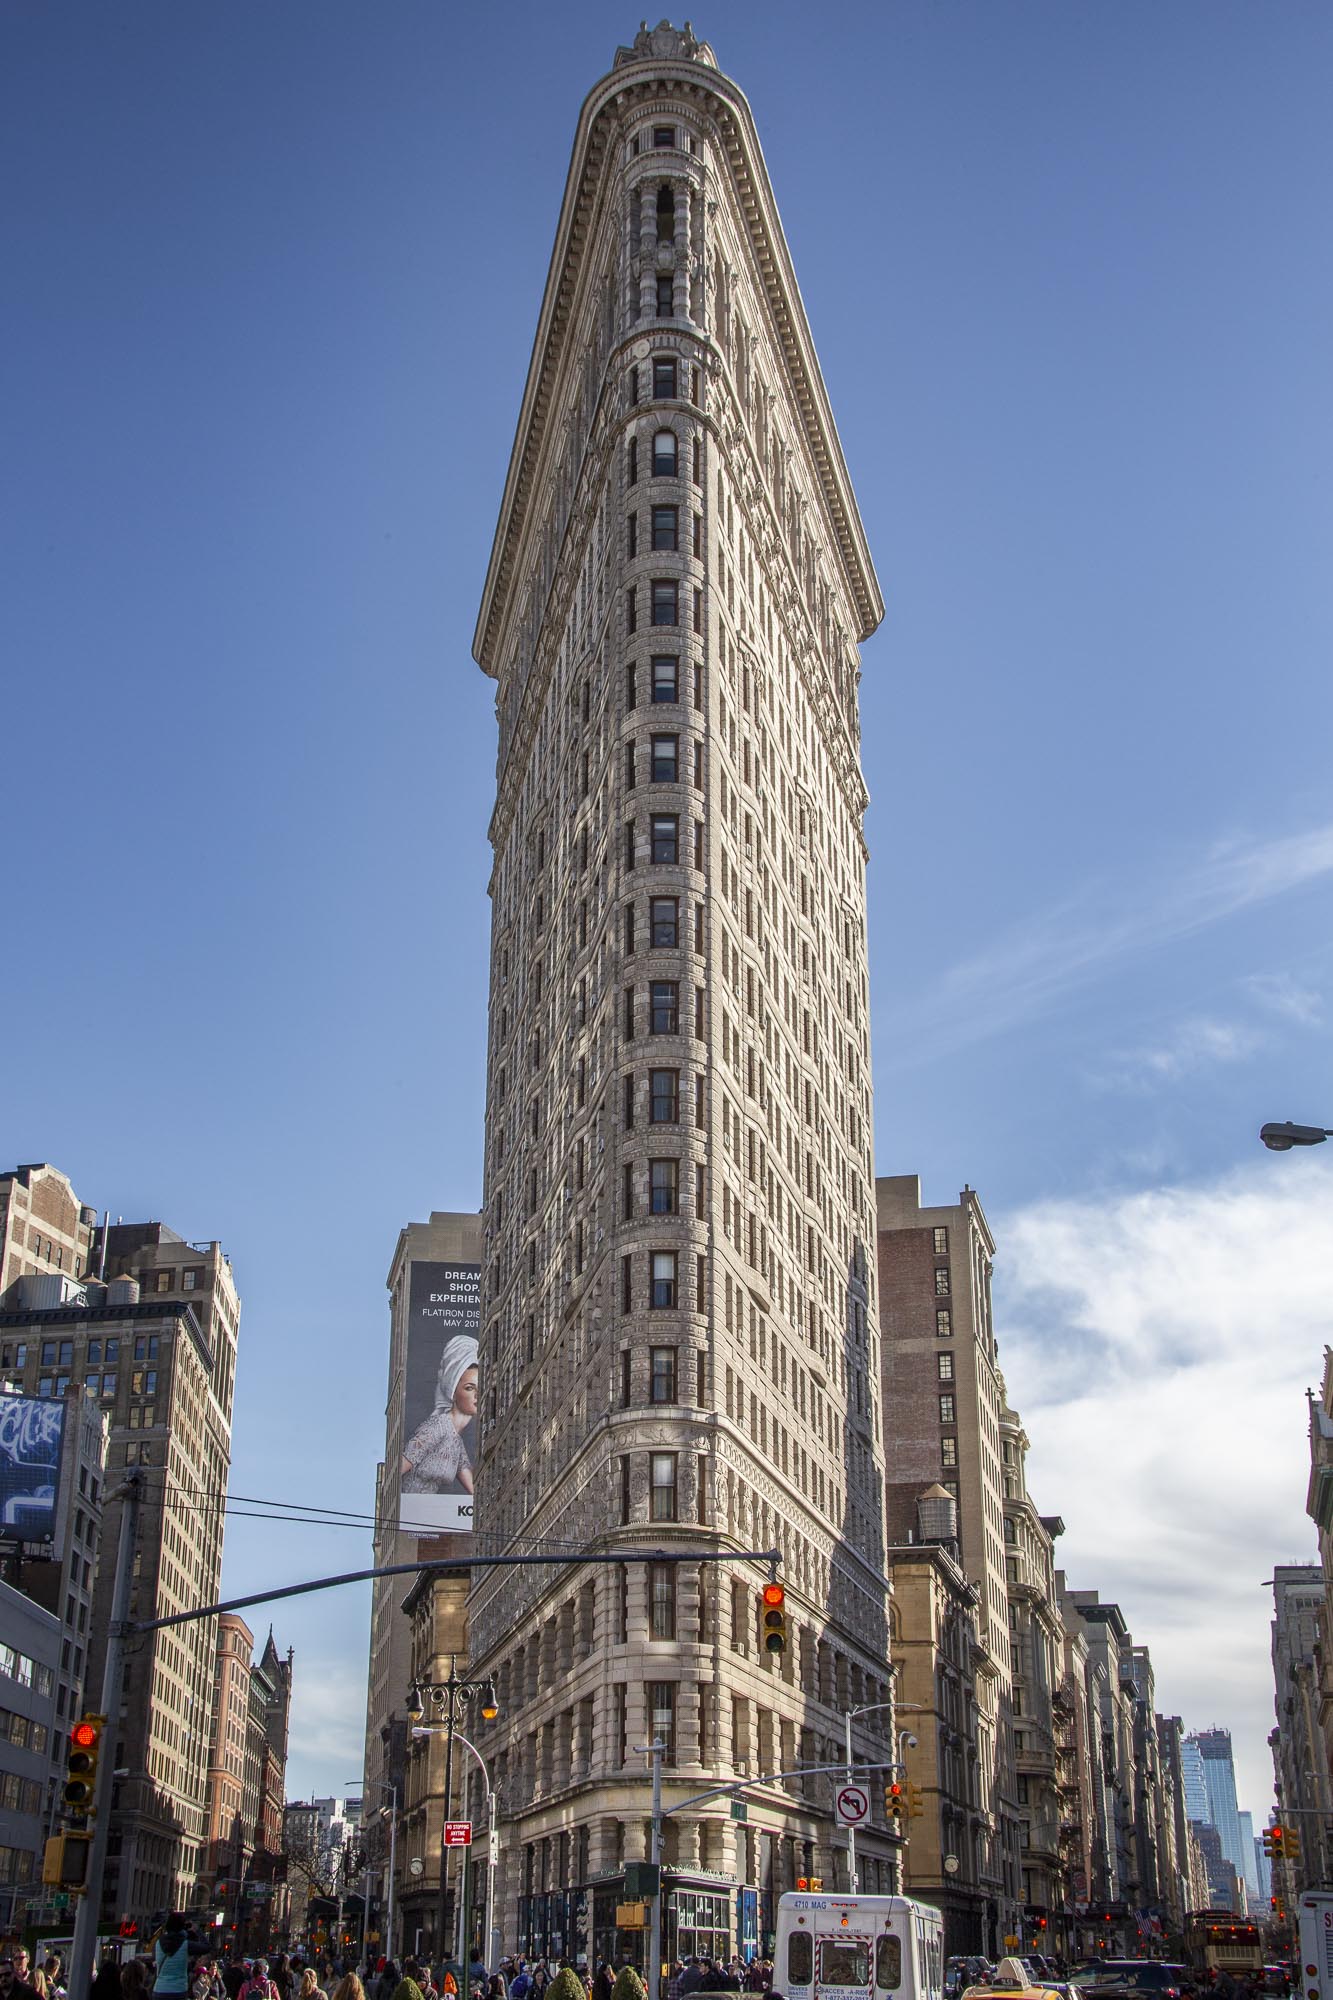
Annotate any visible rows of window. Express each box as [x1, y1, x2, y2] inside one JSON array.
[[618, 1249, 706, 1314], [625, 502, 702, 558], [622, 1068, 705, 1127], [629, 123, 695, 155], [0, 1644, 54, 1696], [616, 1450, 702, 1524], [624, 579, 704, 634], [617, 1343, 706, 1409], [626, 428, 703, 485], [623, 812, 706, 869], [0, 1772, 42, 1814], [623, 895, 697, 953], [0, 1707, 48, 1754], [624, 732, 702, 787], [624, 653, 702, 708]]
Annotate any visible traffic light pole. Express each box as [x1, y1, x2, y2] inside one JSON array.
[[647, 1740, 664, 2000], [69, 1471, 142, 2000]]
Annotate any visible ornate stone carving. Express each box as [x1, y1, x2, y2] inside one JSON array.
[[614, 19, 716, 69]]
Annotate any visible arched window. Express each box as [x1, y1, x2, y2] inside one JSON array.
[[653, 429, 677, 477]]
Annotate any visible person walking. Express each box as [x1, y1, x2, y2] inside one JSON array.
[[239, 1962, 279, 2000], [153, 1918, 193, 1999]]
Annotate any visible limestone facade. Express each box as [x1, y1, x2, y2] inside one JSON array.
[[467, 20, 893, 1963]]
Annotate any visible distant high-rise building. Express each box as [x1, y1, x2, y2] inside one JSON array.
[[0, 1165, 241, 1924], [363, 1208, 482, 1956], [1181, 1734, 1209, 1824], [1237, 1810, 1258, 1897], [1188, 1729, 1249, 1902], [467, 17, 892, 1963]]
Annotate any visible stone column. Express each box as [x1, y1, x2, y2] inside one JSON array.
[[674, 178, 691, 321], [640, 181, 658, 320]]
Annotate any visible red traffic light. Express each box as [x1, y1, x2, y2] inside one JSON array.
[[762, 1583, 785, 1607], [71, 1721, 98, 1750]]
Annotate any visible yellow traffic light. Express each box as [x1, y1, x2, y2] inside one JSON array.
[[43, 1831, 91, 1889], [886, 1780, 904, 1825], [64, 1715, 105, 1815], [908, 1783, 925, 1818], [761, 1582, 787, 1655]]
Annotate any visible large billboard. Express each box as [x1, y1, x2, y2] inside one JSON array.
[[399, 1262, 481, 1535], [0, 1391, 65, 1542]]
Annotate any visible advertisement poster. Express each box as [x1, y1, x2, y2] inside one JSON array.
[[0, 1391, 65, 1541], [399, 1262, 481, 1534]]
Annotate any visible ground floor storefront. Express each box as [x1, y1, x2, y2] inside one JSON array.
[[511, 1874, 789, 1967]]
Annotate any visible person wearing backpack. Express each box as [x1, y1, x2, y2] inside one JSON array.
[[240, 1962, 279, 2000]]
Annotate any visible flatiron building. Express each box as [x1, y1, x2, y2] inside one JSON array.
[[467, 21, 892, 1964]]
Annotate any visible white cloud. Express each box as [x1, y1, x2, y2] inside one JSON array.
[[286, 1657, 369, 1797], [877, 819, 1333, 1062], [995, 1157, 1333, 1815]]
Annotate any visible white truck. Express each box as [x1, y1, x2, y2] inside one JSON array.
[[1298, 1891, 1333, 2000]]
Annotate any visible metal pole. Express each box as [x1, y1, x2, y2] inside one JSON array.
[[648, 1741, 663, 2000], [455, 1828, 468, 1971], [449, 1731, 495, 1976], [844, 1711, 857, 1894], [69, 1472, 142, 2000], [438, 1656, 457, 1969], [362, 1852, 372, 1967], [386, 1785, 398, 1967], [485, 1800, 498, 1975]]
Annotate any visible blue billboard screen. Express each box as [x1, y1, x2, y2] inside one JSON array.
[[0, 1392, 65, 1541]]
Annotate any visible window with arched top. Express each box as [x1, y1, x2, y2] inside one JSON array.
[[653, 429, 677, 477]]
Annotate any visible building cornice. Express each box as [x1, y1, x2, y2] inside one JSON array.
[[473, 47, 882, 678]]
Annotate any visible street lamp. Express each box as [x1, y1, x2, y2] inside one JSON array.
[[406, 1665, 499, 1966], [842, 1700, 896, 1894], [1260, 1122, 1332, 1152]]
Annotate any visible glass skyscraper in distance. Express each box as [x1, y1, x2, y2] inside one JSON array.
[[1187, 1728, 1254, 1899]]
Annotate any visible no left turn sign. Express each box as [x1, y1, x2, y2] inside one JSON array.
[[835, 1782, 870, 1827]]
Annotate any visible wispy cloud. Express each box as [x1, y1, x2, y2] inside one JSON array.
[[1244, 971, 1325, 1027], [1089, 1012, 1264, 1092], [877, 820, 1333, 1062], [996, 1157, 1333, 1812]]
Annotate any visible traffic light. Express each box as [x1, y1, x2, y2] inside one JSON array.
[[1271, 1827, 1286, 1858], [1263, 1828, 1277, 1858], [885, 1780, 905, 1826], [1286, 1826, 1302, 1861], [761, 1582, 787, 1655], [42, 1830, 92, 1889], [908, 1783, 925, 1819], [64, 1715, 105, 1816]]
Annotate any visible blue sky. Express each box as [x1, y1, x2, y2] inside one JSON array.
[[5, 3, 1331, 1820]]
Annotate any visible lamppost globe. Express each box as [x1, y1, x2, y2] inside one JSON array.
[[1260, 1121, 1332, 1152]]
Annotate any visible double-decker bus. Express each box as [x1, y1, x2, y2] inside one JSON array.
[[1185, 1911, 1264, 1979], [775, 1891, 945, 2000]]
